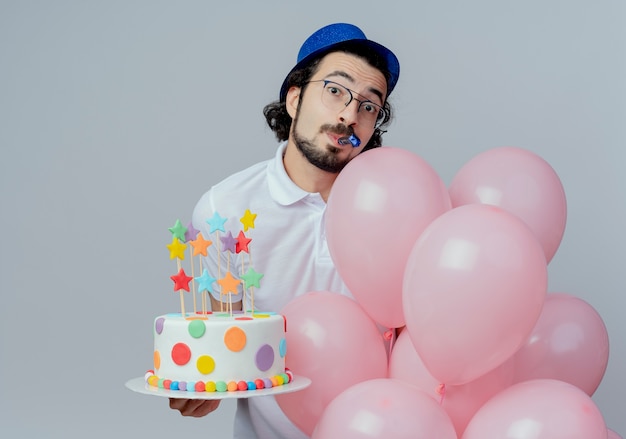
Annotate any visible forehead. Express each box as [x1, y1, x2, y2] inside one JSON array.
[[314, 52, 388, 101]]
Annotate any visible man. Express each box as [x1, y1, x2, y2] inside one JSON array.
[[170, 22, 400, 438]]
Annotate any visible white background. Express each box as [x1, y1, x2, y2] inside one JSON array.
[[1, 1, 624, 437]]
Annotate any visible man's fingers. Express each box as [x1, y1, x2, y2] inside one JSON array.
[[169, 398, 220, 417]]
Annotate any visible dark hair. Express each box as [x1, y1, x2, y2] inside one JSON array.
[[263, 42, 394, 151]]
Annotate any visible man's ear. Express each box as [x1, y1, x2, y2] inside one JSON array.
[[285, 86, 301, 119]]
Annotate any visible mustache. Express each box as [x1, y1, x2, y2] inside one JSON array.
[[320, 123, 353, 137]]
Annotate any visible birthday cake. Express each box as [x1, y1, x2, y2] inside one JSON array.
[[145, 212, 292, 393]]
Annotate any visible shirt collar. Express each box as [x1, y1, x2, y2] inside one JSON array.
[[267, 142, 312, 206]]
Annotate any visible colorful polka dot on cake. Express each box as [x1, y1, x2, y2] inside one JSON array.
[[224, 326, 247, 351], [155, 318, 165, 334], [171, 343, 191, 365], [153, 351, 161, 369], [196, 355, 215, 374], [188, 319, 206, 338], [255, 344, 275, 371]]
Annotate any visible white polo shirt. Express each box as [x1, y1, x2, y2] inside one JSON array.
[[192, 142, 352, 439]]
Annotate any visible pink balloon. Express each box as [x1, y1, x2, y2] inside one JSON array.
[[326, 146, 451, 328], [608, 429, 623, 439], [312, 378, 457, 439], [449, 146, 567, 264], [276, 292, 388, 436], [462, 379, 608, 439], [403, 204, 547, 385], [511, 292, 609, 395], [389, 330, 514, 436]]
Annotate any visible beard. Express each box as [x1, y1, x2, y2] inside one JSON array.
[[291, 111, 355, 173]]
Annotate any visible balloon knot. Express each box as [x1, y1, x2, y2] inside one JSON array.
[[383, 330, 394, 341], [436, 383, 446, 405]]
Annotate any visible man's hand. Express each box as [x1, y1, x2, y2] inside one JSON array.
[[169, 398, 220, 417]]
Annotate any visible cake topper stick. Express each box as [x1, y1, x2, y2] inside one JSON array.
[[226, 253, 232, 317], [217, 236, 223, 313], [180, 290, 186, 317], [178, 260, 186, 316], [246, 251, 251, 316], [219, 240, 225, 313], [246, 252, 251, 316], [188, 245, 198, 314], [236, 229, 253, 314], [195, 268, 216, 317], [206, 212, 227, 312], [239, 210, 257, 314], [220, 230, 238, 314], [227, 253, 231, 314], [229, 288, 233, 316], [185, 222, 200, 315], [199, 260, 206, 316], [189, 232, 212, 315], [240, 267, 263, 317]]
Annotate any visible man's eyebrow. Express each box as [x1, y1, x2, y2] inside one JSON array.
[[324, 70, 385, 103]]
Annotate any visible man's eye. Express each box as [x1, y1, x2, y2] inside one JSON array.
[[362, 103, 377, 114]]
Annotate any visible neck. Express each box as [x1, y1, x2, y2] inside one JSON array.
[[283, 140, 338, 202]]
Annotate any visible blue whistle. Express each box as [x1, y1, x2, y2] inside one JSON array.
[[338, 134, 361, 148]]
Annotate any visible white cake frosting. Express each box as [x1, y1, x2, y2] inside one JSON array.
[[147, 311, 289, 392]]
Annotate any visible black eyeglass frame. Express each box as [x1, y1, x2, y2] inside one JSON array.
[[306, 79, 387, 129]]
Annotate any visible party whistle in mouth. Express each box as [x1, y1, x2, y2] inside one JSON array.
[[337, 134, 361, 148]]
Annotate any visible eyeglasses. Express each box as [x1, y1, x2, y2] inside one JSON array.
[[307, 80, 387, 129]]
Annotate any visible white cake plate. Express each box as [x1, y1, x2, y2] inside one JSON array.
[[125, 376, 311, 400]]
